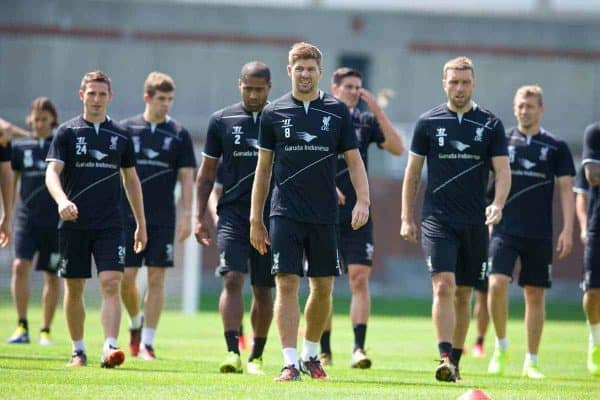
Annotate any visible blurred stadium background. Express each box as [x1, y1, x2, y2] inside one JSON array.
[[1, 0, 600, 309]]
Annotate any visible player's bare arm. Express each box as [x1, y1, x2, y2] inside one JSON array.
[[121, 166, 147, 253], [585, 163, 600, 186], [359, 88, 404, 155], [344, 148, 370, 230], [486, 155, 511, 226], [176, 167, 194, 242], [45, 160, 78, 222], [400, 154, 424, 243], [0, 161, 13, 247], [0, 117, 30, 146], [193, 156, 218, 246], [249, 149, 273, 255], [576, 191, 588, 244], [556, 175, 575, 259]]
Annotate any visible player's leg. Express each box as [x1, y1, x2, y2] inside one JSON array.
[[348, 264, 372, 368], [320, 310, 333, 365], [120, 223, 143, 356], [471, 287, 489, 357], [64, 278, 87, 366], [452, 285, 473, 376], [8, 224, 35, 343], [39, 230, 60, 345], [582, 234, 600, 376], [487, 234, 519, 375]]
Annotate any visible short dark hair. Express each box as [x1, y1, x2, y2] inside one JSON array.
[[80, 70, 112, 92], [240, 61, 271, 82], [288, 42, 323, 69], [332, 67, 362, 86], [144, 71, 176, 97], [26, 97, 59, 128]]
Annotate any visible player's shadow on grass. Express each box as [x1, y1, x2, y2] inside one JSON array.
[[0, 354, 66, 362]]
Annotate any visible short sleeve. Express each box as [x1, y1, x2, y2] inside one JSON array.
[[364, 113, 385, 146], [574, 166, 589, 193], [553, 141, 575, 177], [409, 118, 429, 157], [203, 115, 223, 158], [121, 136, 136, 168], [10, 145, 21, 171], [46, 126, 68, 163], [489, 119, 508, 157], [337, 105, 358, 153], [176, 129, 197, 169], [582, 123, 600, 165], [258, 108, 276, 151]]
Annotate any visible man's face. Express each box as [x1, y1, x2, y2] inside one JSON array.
[[514, 94, 544, 131], [288, 58, 322, 95], [332, 76, 361, 108], [145, 90, 174, 120], [79, 81, 112, 118], [239, 76, 271, 112], [30, 110, 54, 136], [443, 69, 475, 110]]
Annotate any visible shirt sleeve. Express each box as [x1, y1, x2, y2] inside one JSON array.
[[46, 126, 68, 163], [574, 166, 589, 193], [203, 114, 223, 158], [258, 108, 276, 151], [582, 123, 600, 165], [409, 118, 429, 156], [337, 104, 358, 153], [121, 135, 136, 168], [176, 128, 197, 169], [554, 140, 575, 177], [488, 118, 508, 157], [10, 145, 21, 171]]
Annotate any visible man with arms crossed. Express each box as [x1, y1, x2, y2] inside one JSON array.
[[319, 67, 404, 368], [250, 42, 370, 381], [46, 70, 147, 367], [401, 57, 510, 382], [581, 120, 600, 376], [487, 85, 575, 379], [119, 72, 196, 360], [195, 62, 275, 375]]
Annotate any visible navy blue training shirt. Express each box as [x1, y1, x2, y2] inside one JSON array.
[[492, 128, 574, 239], [11, 137, 58, 228], [336, 108, 384, 222], [46, 116, 136, 229], [410, 103, 508, 224], [120, 115, 197, 227], [203, 102, 263, 211], [582, 122, 600, 235], [0, 142, 10, 162], [259, 91, 358, 224], [574, 166, 589, 194]]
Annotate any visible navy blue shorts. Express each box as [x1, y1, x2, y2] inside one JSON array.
[[270, 216, 342, 277], [489, 233, 553, 288], [583, 233, 600, 291], [57, 227, 125, 279], [474, 276, 489, 293], [421, 216, 488, 287], [14, 223, 59, 273], [125, 224, 174, 268], [216, 207, 274, 287], [339, 217, 374, 267]]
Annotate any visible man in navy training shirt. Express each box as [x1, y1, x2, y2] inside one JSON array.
[[319, 67, 404, 369], [486, 85, 575, 379], [45, 70, 147, 368], [7, 98, 61, 346], [119, 72, 196, 361], [400, 56, 511, 382], [194, 61, 275, 375], [581, 120, 600, 376], [250, 42, 370, 382]]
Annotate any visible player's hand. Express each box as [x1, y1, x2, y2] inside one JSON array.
[[400, 219, 418, 243], [336, 187, 346, 205], [194, 219, 212, 246], [351, 200, 369, 230], [58, 199, 78, 221], [359, 88, 379, 112], [485, 204, 503, 225], [556, 229, 573, 260], [250, 219, 270, 255], [0, 214, 11, 247], [133, 224, 147, 254], [580, 229, 588, 245], [176, 214, 192, 243]]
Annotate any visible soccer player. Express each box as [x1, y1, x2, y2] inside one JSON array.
[[486, 85, 575, 379], [7, 98, 61, 345], [0, 141, 12, 249], [574, 167, 589, 245], [45, 70, 147, 368], [250, 42, 370, 381], [400, 56, 510, 382], [581, 120, 600, 376], [195, 61, 275, 375], [119, 72, 196, 361], [319, 67, 404, 368]]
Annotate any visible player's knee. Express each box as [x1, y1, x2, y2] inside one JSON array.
[[433, 279, 455, 298], [99, 275, 121, 297], [454, 288, 472, 306], [310, 279, 333, 299], [489, 274, 510, 292], [585, 289, 600, 304], [12, 259, 31, 277], [147, 271, 165, 291], [349, 273, 369, 293], [44, 271, 59, 285], [223, 271, 244, 293], [276, 274, 300, 296]]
